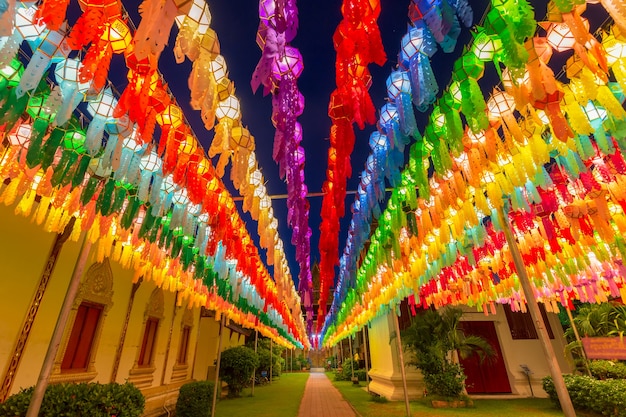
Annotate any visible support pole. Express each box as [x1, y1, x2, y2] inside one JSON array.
[[565, 307, 592, 377], [161, 291, 179, 385], [393, 312, 411, 417], [291, 348, 293, 372], [110, 278, 142, 382], [211, 315, 225, 417], [26, 237, 92, 417], [269, 338, 273, 384], [251, 330, 258, 395], [497, 206, 575, 417], [348, 336, 355, 381], [362, 326, 370, 393]]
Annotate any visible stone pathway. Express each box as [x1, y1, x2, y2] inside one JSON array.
[[297, 372, 356, 417]]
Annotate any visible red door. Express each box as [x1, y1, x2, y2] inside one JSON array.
[[459, 321, 511, 394]]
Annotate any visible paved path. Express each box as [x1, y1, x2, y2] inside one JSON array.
[[297, 372, 356, 417]]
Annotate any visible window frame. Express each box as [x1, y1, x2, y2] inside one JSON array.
[[60, 301, 104, 372], [503, 303, 554, 340], [138, 317, 160, 367]]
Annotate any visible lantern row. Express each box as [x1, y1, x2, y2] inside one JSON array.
[[251, 0, 315, 334], [315, 0, 475, 336], [321, 0, 626, 345], [0, 1, 309, 348], [24, 0, 309, 345]]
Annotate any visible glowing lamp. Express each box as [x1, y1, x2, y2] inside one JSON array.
[[184, 0, 211, 33], [472, 31, 501, 62], [546, 23, 578, 52], [172, 189, 190, 205], [162, 174, 178, 194], [101, 18, 131, 54], [231, 126, 254, 149], [386, 70, 411, 100], [15, 5, 46, 40], [379, 103, 398, 126], [273, 46, 303, 79], [64, 129, 87, 153], [87, 87, 116, 118], [399, 23, 436, 68], [27, 90, 56, 121], [249, 169, 263, 187], [210, 55, 228, 83], [216, 95, 241, 120], [369, 131, 387, 150], [487, 90, 515, 118], [199, 29, 220, 60], [481, 171, 495, 184], [140, 151, 162, 172], [1, 58, 24, 87], [603, 31, 626, 65], [260, 195, 271, 210], [7, 123, 32, 147], [583, 102, 607, 123], [179, 135, 197, 154], [156, 104, 184, 128]]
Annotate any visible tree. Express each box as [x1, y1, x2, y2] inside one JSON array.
[[219, 346, 259, 397], [401, 307, 495, 399], [245, 337, 285, 379]]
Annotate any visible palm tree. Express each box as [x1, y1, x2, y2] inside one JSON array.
[[401, 307, 495, 399]]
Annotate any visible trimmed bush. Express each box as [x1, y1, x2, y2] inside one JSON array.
[[0, 382, 144, 417], [543, 374, 626, 416], [589, 360, 626, 380], [175, 380, 217, 417], [219, 346, 259, 397]]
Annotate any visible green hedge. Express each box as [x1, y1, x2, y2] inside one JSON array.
[[175, 380, 218, 417], [589, 360, 626, 380], [334, 359, 367, 381], [543, 374, 626, 416], [0, 382, 144, 417]]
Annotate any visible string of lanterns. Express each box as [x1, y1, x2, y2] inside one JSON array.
[[0, 1, 309, 348], [321, 0, 626, 346]]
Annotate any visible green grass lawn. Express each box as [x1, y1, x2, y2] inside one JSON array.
[[329, 378, 568, 417], [214, 372, 310, 417]]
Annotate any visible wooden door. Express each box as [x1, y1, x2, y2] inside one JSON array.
[[459, 321, 511, 394]]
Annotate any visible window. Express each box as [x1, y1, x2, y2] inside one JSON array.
[[177, 326, 191, 365], [503, 304, 554, 339], [138, 317, 159, 367], [61, 302, 103, 371]]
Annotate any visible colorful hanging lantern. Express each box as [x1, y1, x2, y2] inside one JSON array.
[[101, 18, 131, 54], [17, 25, 70, 98], [546, 22, 577, 52], [7, 122, 32, 147], [85, 87, 116, 155], [53, 58, 93, 125]]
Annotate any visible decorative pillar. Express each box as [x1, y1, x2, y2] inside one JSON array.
[[367, 310, 424, 400]]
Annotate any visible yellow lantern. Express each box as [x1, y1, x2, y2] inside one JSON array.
[[101, 18, 132, 54], [546, 23, 577, 52], [216, 95, 241, 120], [156, 104, 184, 128]]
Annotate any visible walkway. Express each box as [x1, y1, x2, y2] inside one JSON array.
[[297, 372, 356, 417]]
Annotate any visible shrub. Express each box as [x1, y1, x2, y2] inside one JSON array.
[[0, 382, 144, 417], [543, 374, 626, 416], [589, 360, 626, 380], [219, 346, 259, 397], [175, 380, 217, 417], [335, 358, 359, 381]]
